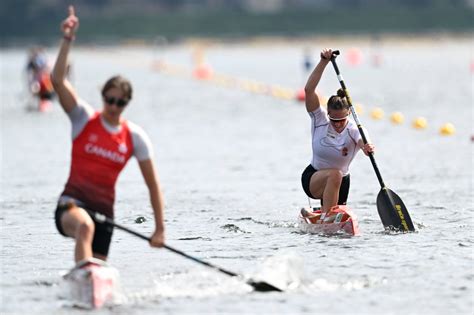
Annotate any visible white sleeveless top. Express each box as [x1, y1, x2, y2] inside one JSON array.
[[309, 107, 366, 176]]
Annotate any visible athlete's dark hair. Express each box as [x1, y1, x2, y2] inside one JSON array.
[[101, 75, 133, 101], [327, 88, 349, 111]]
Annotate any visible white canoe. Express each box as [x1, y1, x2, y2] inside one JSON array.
[[63, 257, 119, 309], [298, 205, 360, 236]]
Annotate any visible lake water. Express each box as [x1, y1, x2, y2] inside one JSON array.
[[1, 37, 473, 314]]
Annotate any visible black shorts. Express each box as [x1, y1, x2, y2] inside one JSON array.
[[54, 203, 114, 257], [301, 164, 350, 205]]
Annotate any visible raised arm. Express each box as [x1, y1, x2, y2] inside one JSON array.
[[304, 48, 333, 113], [51, 6, 79, 113], [138, 159, 165, 247]]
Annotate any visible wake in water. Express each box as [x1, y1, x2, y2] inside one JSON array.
[[51, 248, 389, 311], [123, 269, 251, 303], [228, 216, 299, 229], [116, 250, 385, 307], [251, 251, 387, 294]]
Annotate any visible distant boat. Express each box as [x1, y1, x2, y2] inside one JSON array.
[[26, 69, 55, 113]]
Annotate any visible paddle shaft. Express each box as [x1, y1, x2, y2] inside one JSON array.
[[86, 211, 282, 291], [90, 212, 238, 277], [329, 51, 414, 232], [329, 53, 386, 188]]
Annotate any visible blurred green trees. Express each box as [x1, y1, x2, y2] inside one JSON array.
[[1, 0, 472, 45]]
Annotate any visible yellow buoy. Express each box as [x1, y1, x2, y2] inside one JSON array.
[[269, 85, 294, 100], [247, 81, 265, 94], [213, 75, 235, 87], [371, 107, 384, 120], [439, 123, 455, 136], [390, 112, 404, 125], [237, 79, 252, 91], [412, 117, 427, 129], [354, 103, 364, 115], [252, 82, 268, 94]]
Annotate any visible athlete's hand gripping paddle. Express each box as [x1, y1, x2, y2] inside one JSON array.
[[329, 50, 415, 232]]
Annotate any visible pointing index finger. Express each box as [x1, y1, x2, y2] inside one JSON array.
[[68, 5, 75, 17]]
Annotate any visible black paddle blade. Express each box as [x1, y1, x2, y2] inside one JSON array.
[[377, 188, 415, 232], [247, 280, 282, 292]]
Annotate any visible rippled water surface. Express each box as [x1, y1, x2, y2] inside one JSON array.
[[1, 38, 473, 314]]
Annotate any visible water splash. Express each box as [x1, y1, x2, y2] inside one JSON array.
[[250, 251, 387, 294], [304, 276, 388, 293], [131, 270, 251, 300], [251, 251, 306, 291]]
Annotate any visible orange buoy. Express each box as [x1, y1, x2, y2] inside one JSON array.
[[296, 88, 305, 102], [346, 48, 363, 66], [193, 64, 213, 80]]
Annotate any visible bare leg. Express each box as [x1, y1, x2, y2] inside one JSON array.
[[309, 169, 343, 214], [60, 206, 95, 263]]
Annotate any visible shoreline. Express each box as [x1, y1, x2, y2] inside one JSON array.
[[2, 31, 473, 50]]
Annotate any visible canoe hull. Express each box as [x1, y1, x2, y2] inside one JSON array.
[[298, 205, 360, 236], [63, 258, 118, 309]]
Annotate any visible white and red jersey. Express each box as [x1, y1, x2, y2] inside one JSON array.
[[62, 112, 133, 217], [308, 107, 368, 176], [60, 100, 154, 217]]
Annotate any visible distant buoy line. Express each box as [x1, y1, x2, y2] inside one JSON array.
[[152, 59, 459, 137]]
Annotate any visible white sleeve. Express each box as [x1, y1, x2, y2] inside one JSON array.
[[308, 107, 327, 126], [349, 123, 370, 144], [67, 99, 94, 139], [128, 121, 154, 161]]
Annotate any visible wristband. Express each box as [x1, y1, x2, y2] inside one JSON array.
[[63, 35, 75, 42]]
